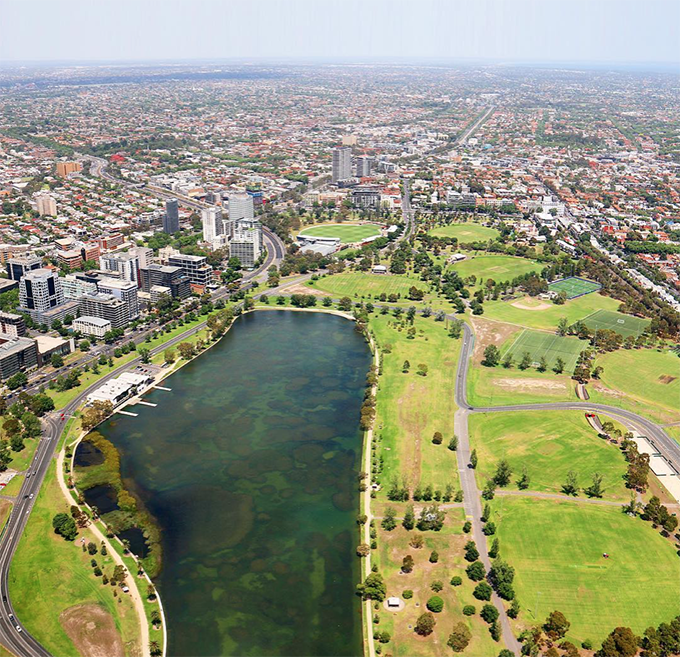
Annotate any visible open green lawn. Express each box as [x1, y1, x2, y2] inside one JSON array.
[[491, 497, 680, 644], [468, 361, 577, 407], [501, 329, 585, 371], [447, 255, 541, 286], [590, 348, 680, 424], [371, 314, 460, 494], [469, 410, 629, 500], [298, 222, 381, 243], [9, 463, 141, 656], [308, 271, 431, 301], [429, 222, 500, 242], [483, 292, 620, 331]]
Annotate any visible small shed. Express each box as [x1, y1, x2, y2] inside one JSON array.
[[387, 597, 401, 608], [372, 265, 388, 275]]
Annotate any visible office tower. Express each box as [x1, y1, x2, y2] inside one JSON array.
[[201, 207, 224, 242], [140, 264, 191, 299], [98, 278, 140, 321], [228, 193, 254, 221], [79, 293, 129, 329], [100, 252, 142, 287], [167, 254, 214, 288], [35, 194, 57, 217], [332, 146, 352, 183], [61, 274, 98, 301], [7, 255, 42, 281], [163, 199, 180, 234], [17, 268, 78, 324], [130, 246, 153, 269], [0, 335, 38, 380], [356, 155, 374, 178], [229, 223, 262, 268], [0, 312, 27, 338]]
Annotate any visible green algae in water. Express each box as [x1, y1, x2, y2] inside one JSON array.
[[96, 311, 369, 656]]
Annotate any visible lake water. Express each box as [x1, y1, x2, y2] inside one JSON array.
[[95, 311, 370, 656]]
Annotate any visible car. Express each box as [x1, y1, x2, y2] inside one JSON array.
[[26, 473, 30, 479], [29, 494, 33, 500], [15, 625, 21, 633]]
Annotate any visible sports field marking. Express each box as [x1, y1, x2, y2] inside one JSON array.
[[581, 309, 650, 338], [501, 329, 583, 371], [549, 276, 601, 300]]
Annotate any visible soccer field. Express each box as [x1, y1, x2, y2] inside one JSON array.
[[582, 309, 650, 338], [298, 223, 381, 244], [307, 271, 427, 299], [502, 329, 584, 370], [549, 276, 601, 299], [429, 222, 500, 242]]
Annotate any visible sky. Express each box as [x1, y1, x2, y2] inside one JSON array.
[[0, 0, 678, 68]]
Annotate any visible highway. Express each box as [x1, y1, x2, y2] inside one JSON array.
[[456, 105, 495, 145], [400, 177, 416, 242]]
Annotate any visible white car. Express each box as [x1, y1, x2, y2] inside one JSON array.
[[15, 626, 21, 633]]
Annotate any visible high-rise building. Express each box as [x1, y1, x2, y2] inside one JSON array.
[[229, 222, 262, 268], [18, 268, 72, 323], [56, 161, 82, 177], [163, 199, 180, 234], [140, 264, 191, 300], [7, 255, 42, 281], [167, 254, 213, 289], [61, 274, 98, 301], [35, 194, 57, 217], [201, 207, 224, 242], [228, 193, 254, 222], [100, 252, 142, 287], [98, 278, 140, 321], [0, 335, 38, 381], [356, 155, 374, 178], [332, 146, 352, 183], [0, 312, 26, 338], [79, 293, 129, 329]]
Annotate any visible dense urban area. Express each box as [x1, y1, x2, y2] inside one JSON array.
[[0, 62, 678, 657]]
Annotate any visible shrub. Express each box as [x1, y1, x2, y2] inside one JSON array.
[[462, 605, 476, 616], [481, 604, 499, 624], [431, 580, 443, 592], [432, 431, 443, 445], [402, 590, 413, 599], [429, 550, 439, 563], [450, 576, 462, 586], [426, 596, 444, 613], [473, 582, 493, 601]]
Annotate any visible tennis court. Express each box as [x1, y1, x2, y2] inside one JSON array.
[[502, 329, 584, 371], [549, 277, 601, 299], [582, 309, 650, 338]]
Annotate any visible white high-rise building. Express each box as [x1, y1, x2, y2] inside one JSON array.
[[35, 194, 57, 217], [228, 193, 254, 222], [98, 278, 140, 321], [99, 252, 141, 288], [229, 220, 262, 268], [332, 146, 352, 183], [201, 207, 224, 242]]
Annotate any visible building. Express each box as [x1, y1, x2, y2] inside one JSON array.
[[35, 194, 57, 217], [140, 264, 191, 300], [79, 293, 129, 330], [55, 161, 82, 177], [229, 223, 262, 268], [167, 254, 213, 289], [98, 233, 125, 251], [80, 242, 101, 263], [355, 155, 374, 178], [57, 249, 83, 270], [0, 312, 26, 337], [130, 246, 153, 269], [228, 193, 254, 222], [86, 371, 153, 406], [35, 334, 74, 367], [332, 146, 352, 183], [163, 199, 180, 234], [18, 268, 65, 322], [0, 334, 38, 380], [98, 277, 140, 321], [201, 207, 224, 243], [73, 316, 112, 338], [341, 135, 358, 146], [100, 251, 142, 287], [6, 255, 42, 281], [352, 187, 381, 209], [61, 274, 98, 301]]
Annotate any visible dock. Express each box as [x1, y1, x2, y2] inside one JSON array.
[[137, 401, 157, 407], [154, 386, 172, 391], [116, 410, 138, 417]]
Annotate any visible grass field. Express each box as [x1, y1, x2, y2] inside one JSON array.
[[448, 255, 541, 285], [549, 277, 601, 299], [371, 314, 460, 494], [592, 348, 680, 423], [491, 497, 680, 644], [308, 271, 431, 301], [429, 222, 500, 242], [583, 309, 650, 338], [468, 410, 629, 500], [501, 329, 585, 371], [9, 463, 140, 656], [483, 293, 620, 331], [298, 222, 381, 243]]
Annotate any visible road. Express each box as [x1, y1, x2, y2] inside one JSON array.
[[400, 177, 416, 242], [456, 105, 495, 145]]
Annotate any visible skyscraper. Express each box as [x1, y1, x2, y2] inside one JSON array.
[[228, 193, 254, 222], [356, 155, 374, 178], [201, 207, 224, 242], [35, 194, 57, 217], [163, 199, 180, 234], [332, 146, 352, 183]]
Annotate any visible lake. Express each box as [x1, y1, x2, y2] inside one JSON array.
[[95, 310, 371, 656]]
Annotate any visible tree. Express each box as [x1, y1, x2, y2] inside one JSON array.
[[596, 627, 639, 657], [466, 561, 485, 582], [489, 558, 515, 600], [139, 347, 151, 364], [482, 345, 501, 367], [417, 363, 428, 377], [544, 610, 571, 641], [447, 622, 472, 652], [401, 554, 414, 573], [488, 537, 500, 559], [356, 572, 386, 601], [473, 582, 493, 601], [426, 596, 444, 613], [6, 372, 27, 390], [562, 470, 579, 496], [80, 401, 113, 431], [164, 348, 176, 365], [402, 504, 415, 530], [584, 472, 605, 498], [553, 357, 565, 374], [448, 435, 458, 451], [150, 641, 162, 657], [382, 507, 397, 531], [338, 296, 353, 312], [537, 356, 548, 372], [429, 550, 439, 563], [52, 513, 77, 540], [516, 465, 530, 490], [50, 352, 64, 368], [464, 540, 479, 562], [481, 604, 499, 624], [493, 459, 512, 487], [415, 612, 436, 636], [402, 359, 410, 373], [432, 431, 443, 445], [470, 449, 478, 469], [519, 351, 532, 370]]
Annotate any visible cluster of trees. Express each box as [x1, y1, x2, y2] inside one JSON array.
[[622, 438, 650, 492], [0, 393, 52, 464], [289, 294, 317, 308], [558, 318, 646, 353], [359, 366, 377, 431], [52, 512, 78, 541], [80, 401, 114, 431], [640, 496, 679, 536]]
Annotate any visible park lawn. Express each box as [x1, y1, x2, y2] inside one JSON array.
[[447, 255, 541, 286], [483, 293, 620, 331], [429, 222, 500, 242], [370, 314, 460, 494], [375, 513, 499, 657], [591, 348, 680, 424], [2, 475, 24, 498], [5, 437, 41, 473], [468, 410, 629, 500], [666, 426, 680, 446], [0, 499, 11, 530], [500, 329, 584, 371], [467, 362, 577, 407], [308, 271, 431, 302], [9, 463, 141, 657], [490, 497, 680, 645], [298, 222, 381, 243]]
